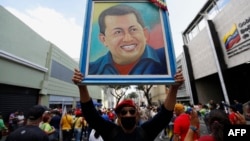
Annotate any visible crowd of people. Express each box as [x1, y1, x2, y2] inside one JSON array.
[[168, 99, 248, 141], [1, 101, 248, 141], [7, 110, 26, 133], [0, 68, 249, 141], [2, 106, 90, 141], [183, 102, 247, 141], [0, 78, 246, 141]]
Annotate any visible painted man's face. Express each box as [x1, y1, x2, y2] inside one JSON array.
[[99, 13, 149, 65]]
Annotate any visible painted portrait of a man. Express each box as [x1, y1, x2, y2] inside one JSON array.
[[87, 3, 168, 75]]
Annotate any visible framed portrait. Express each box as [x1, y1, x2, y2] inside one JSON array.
[[79, 0, 177, 84]]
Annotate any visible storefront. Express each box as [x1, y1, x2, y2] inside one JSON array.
[[0, 84, 39, 122]]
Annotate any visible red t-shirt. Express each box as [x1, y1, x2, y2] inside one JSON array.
[[174, 113, 199, 141], [174, 113, 190, 141]]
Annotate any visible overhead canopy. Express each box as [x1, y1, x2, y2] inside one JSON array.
[[49, 95, 73, 105]]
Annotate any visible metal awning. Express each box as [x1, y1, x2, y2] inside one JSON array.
[[49, 95, 73, 105]]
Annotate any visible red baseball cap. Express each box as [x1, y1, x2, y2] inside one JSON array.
[[115, 99, 136, 114]]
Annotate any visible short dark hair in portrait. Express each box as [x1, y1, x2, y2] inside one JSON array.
[[98, 5, 145, 34]]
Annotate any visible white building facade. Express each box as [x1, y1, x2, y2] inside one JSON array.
[[181, 0, 250, 106]]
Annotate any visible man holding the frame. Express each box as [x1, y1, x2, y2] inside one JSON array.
[[89, 4, 167, 75], [72, 68, 184, 140]]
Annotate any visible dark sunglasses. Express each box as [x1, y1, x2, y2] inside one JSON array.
[[120, 109, 136, 116]]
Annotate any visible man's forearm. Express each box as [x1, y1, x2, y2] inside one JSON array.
[[164, 85, 178, 111], [184, 129, 195, 141], [79, 85, 91, 103]]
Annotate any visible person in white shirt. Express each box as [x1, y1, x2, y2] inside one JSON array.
[[17, 111, 25, 128], [88, 129, 104, 141]]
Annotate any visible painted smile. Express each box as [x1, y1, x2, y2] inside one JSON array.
[[121, 44, 137, 51]]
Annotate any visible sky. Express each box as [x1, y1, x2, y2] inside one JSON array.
[[0, 0, 207, 59]]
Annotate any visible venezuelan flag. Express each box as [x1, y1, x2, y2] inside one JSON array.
[[223, 24, 241, 50]]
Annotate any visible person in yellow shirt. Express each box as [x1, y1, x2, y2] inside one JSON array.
[[73, 111, 85, 141], [60, 110, 73, 141]]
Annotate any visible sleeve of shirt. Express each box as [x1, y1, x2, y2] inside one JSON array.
[[81, 99, 117, 140], [44, 123, 53, 132], [141, 105, 173, 141]]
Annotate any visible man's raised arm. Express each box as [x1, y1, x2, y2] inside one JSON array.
[[72, 68, 91, 103], [164, 70, 184, 111]]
